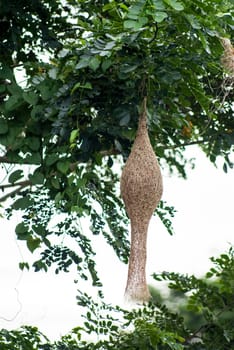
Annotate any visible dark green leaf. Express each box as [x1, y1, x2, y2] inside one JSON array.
[[223, 162, 228, 173], [57, 160, 70, 174], [0, 118, 8, 134], [5, 95, 21, 111], [120, 113, 130, 126], [12, 196, 33, 210], [27, 236, 41, 253], [22, 91, 39, 105], [15, 223, 30, 240], [19, 262, 30, 270], [26, 137, 41, 151], [29, 171, 44, 185], [15, 222, 28, 234], [45, 154, 58, 166], [8, 169, 24, 183]]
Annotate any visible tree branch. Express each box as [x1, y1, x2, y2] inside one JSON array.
[[0, 156, 11, 163], [0, 180, 31, 202], [168, 139, 210, 149], [184, 324, 204, 345], [0, 180, 31, 190], [0, 156, 41, 165]]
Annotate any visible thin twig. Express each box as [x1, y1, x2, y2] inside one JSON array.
[[184, 324, 204, 344]]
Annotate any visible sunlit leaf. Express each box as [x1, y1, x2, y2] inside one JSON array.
[[89, 57, 101, 71], [163, 0, 184, 11], [153, 11, 168, 22]]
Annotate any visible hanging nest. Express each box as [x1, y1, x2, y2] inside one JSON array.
[[120, 97, 163, 303], [220, 37, 234, 78]]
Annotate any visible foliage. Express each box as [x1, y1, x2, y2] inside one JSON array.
[[0, 326, 49, 350], [0, 247, 233, 349]]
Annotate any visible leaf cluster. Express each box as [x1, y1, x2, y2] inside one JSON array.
[[0, 248, 233, 349]]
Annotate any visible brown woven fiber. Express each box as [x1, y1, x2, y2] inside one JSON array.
[[120, 97, 163, 303], [221, 37, 234, 78]]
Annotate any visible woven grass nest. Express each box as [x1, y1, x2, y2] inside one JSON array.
[[120, 98, 163, 303], [220, 37, 234, 78]]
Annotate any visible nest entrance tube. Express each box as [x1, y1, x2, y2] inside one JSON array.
[[120, 98, 163, 303]]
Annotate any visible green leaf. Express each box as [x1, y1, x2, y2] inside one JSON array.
[[0, 85, 6, 94], [101, 59, 112, 72], [185, 14, 201, 29], [89, 57, 100, 71], [120, 64, 139, 74], [0, 118, 8, 134], [48, 67, 58, 79], [76, 57, 90, 70], [71, 82, 80, 94], [124, 17, 148, 30], [223, 162, 228, 173], [33, 260, 48, 272], [153, 11, 168, 23], [54, 192, 63, 205], [57, 160, 70, 174], [32, 224, 46, 236], [27, 236, 41, 253], [15, 223, 30, 240], [127, 1, 145, 19], [19, 262, 30, 270], [0, 65, 14, 80], [7, 82, 22, 95], [163, 0, 184, 11], [15, 222, 28, 234], [70, 129, 79, 143], [5, 95, 21, 111], [71, 82, 92, 94], [153, 0, 166, 10], [45, 153, 58, 166], [26, 136, 41, 151], [37, 80, 54, 100], [31, 105, 43, 119], [29, 171, 44, 185], [25, 152, 41, 164], [12, 196, 33, 210], [22, 91, 39, 105], [120, 113, 130, 126], [8, 169, 24, 183], [51, 177, 60, 189], [198, 31, 211, 54]]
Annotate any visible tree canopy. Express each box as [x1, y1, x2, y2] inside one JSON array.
[[0, 0, 233, 290]]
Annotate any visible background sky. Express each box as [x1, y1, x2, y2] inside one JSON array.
[[0, 145, 233, 340]]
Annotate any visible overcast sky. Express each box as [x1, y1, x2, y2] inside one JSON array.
[[0, 145, 233, 340]]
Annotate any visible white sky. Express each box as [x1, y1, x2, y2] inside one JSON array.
[[0, 145, 233, 340]]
